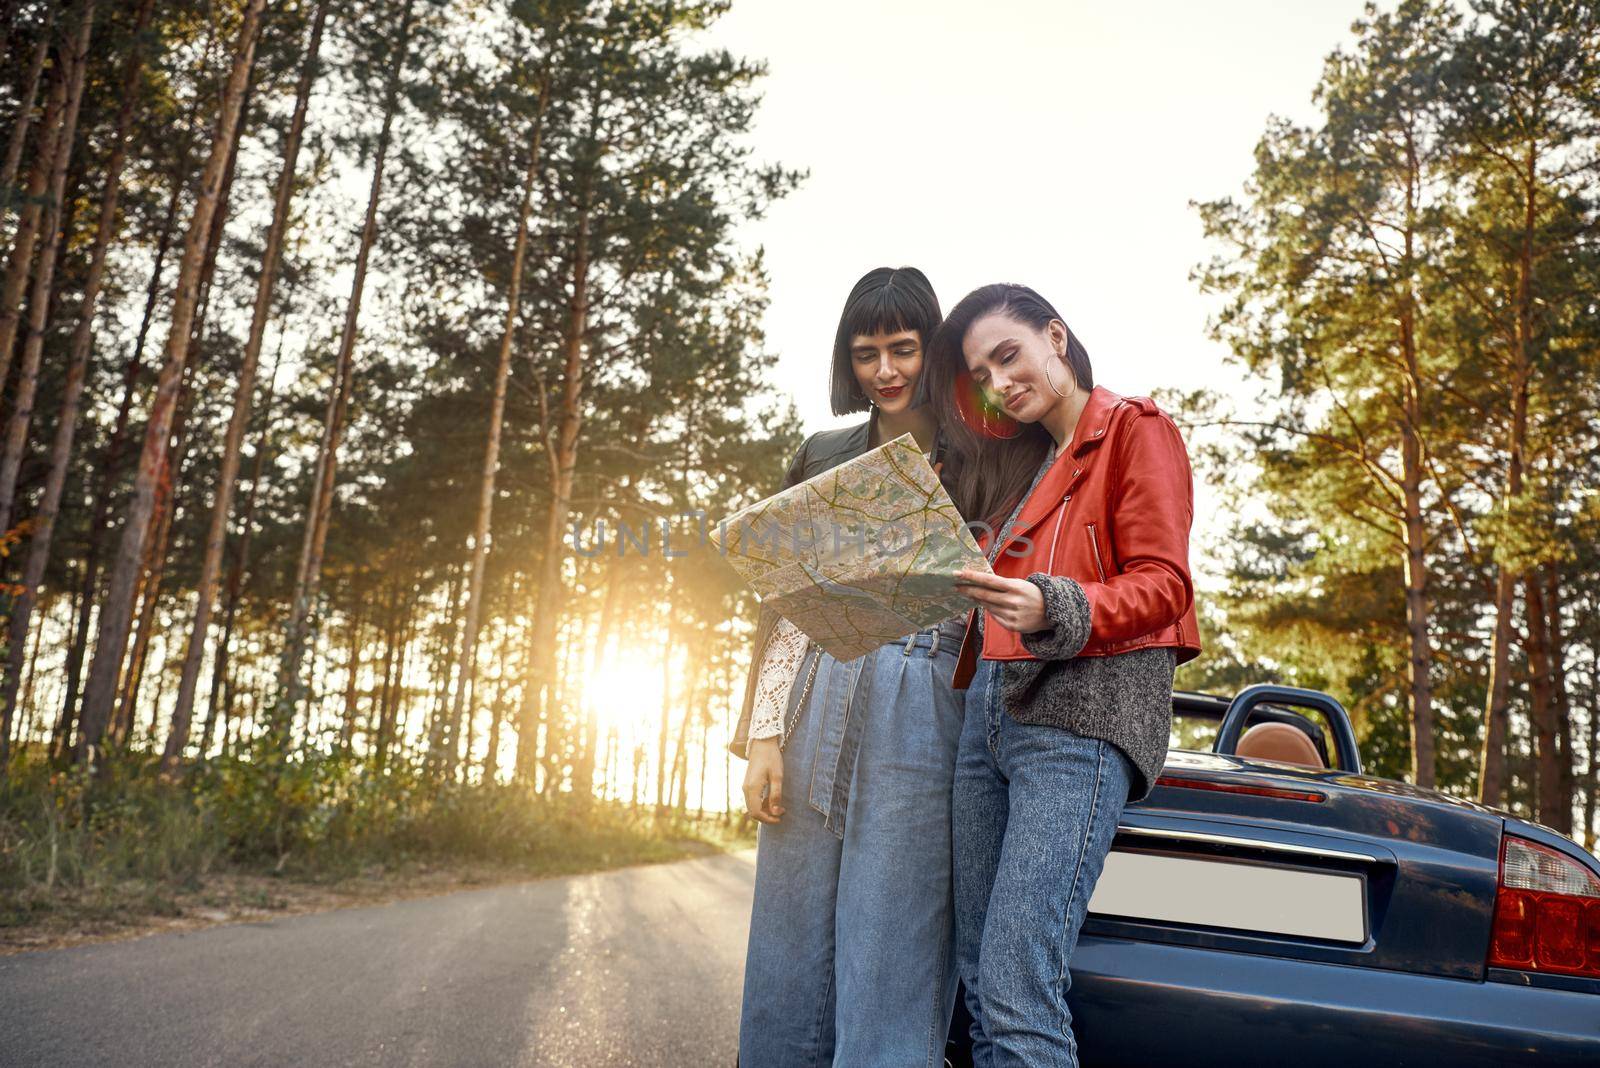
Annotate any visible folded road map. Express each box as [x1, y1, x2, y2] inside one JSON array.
[[711, 433, 992, 661]]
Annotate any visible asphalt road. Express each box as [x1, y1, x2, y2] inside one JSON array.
[[0, 849, 757, 1067]]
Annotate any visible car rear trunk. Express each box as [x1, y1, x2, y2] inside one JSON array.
[[1087, 749, 1504, 980]]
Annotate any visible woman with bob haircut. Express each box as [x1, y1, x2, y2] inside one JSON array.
[[730, 266, 968, 1067], [921, 282, 1202, 1067]]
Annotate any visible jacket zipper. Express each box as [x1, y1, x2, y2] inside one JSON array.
[[1087, 522, 1108, 582], [1047, 494, 1071, 570]]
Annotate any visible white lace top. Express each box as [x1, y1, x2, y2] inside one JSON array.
[[746, 617, 809, 753]]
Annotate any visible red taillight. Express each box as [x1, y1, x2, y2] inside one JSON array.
[[1155, 774, 1325, 803], [1488, 835, 1600, 980]]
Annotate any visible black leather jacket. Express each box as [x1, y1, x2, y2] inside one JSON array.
[[727, 407, 952, 756]]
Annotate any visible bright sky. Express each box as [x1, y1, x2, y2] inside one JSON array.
[[703, 0, 1375, 586]]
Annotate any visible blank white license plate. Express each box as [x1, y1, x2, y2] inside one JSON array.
[[1087, 850, 1368, 943]]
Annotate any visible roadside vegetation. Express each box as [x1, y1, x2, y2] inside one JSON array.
[[1, 746, 753, 951]]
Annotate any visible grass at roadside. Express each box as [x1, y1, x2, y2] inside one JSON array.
[[1, 746, 756, 954]]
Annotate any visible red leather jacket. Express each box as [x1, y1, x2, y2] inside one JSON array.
[[951, 385, 1201, 689]]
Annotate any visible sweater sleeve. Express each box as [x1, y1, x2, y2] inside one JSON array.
[[1019, 574, 1093, 660]]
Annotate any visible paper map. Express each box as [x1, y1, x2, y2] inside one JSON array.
[[711, 433, 991, 661]]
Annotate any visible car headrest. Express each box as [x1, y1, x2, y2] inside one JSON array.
[[1236, 721, 1326, 769]]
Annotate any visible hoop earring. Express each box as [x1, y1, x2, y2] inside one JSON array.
[[1043, 349, 1071, 399]]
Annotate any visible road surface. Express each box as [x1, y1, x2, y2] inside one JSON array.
[[0, 849, 757, 1067]]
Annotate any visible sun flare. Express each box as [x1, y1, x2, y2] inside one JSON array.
[[583, 655, 667, 736]]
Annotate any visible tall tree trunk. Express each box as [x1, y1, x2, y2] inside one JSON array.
[[483, 624, 511, 784], [1544, 568, 1573, 836], [198, 465, 256, 758], [0, 15, 52, 226], [519, 190, 591, 784], [453, 651, 477, 782], [221, 661, 239, 754], [446, 92, 545, 785], [371, 584, 399, 767], [697, 714, 709, 818], [608, 729, 619, 803], [1526, 568, 1559, 826], [199, 301, 291, 757], [0, 0, 153, 769], [428, 561, 464, 772], [165, 0, 329, 769], [110, 85, 244, 749], [58, 52, 202, 755], [112, 375, 198, 745], [670, 635, 705, 813], [274, 0, 414, 738], [548, 615, 581, 792], [74, 0, 266, 769], [514, 596, 538, 783], [142, 633, 169, 742], [31, 572, 79, 748], [1476, 147, 1540, 808], [1585, 650, 1598, 852], [15, 587, 46, 747], [389, 595, 422, 765], [1397, 417, 1435, 788], [576, 561, 620, 799], [0, 0, 92, 535], [374, 584, 415, 770], [58, 145, 189, 752], [117, 51, 252, 748], [0, 38, 67, 391], [655, 624, 673, 810], [482, 679, 502, 785], [1477, 383, 1528, 808], [340, 609, 363, 750], [1390, 131, 1437, 789]]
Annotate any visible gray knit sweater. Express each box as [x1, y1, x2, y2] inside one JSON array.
[[977, 449, 1176, 802]]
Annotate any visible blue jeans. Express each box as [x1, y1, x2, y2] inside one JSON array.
[[952, 656, 1134, 1068], [739, 623, 966, 1068]]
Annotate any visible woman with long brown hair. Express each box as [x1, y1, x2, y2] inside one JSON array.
[[922, 283, 1202, 1067]]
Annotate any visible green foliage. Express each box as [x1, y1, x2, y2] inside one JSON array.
[[1188, 0, 1600, 815], [0, 754, 222, 910], [0, 745, 741, 930]]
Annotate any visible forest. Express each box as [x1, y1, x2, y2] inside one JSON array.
[[0, 0, 801, 927], [1183, 0, 1600, 847], [0, 0, 1595, 934]]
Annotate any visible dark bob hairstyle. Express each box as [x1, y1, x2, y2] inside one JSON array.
[[829, 266, 943, 415], [921, 283, 1095, 530]]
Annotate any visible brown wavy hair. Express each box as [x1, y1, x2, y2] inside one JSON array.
[[921, 283, 1094, 531]]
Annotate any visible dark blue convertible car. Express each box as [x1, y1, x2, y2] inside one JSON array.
[[947, 684, 1600, 1067]]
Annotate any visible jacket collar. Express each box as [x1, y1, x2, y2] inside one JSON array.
[[991, 385, 1127, 551], [1065, 384, 1124, 459]]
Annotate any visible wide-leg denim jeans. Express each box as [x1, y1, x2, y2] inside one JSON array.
[[738, 622, 965, 1068], [952, 655, 1134, 1068]]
